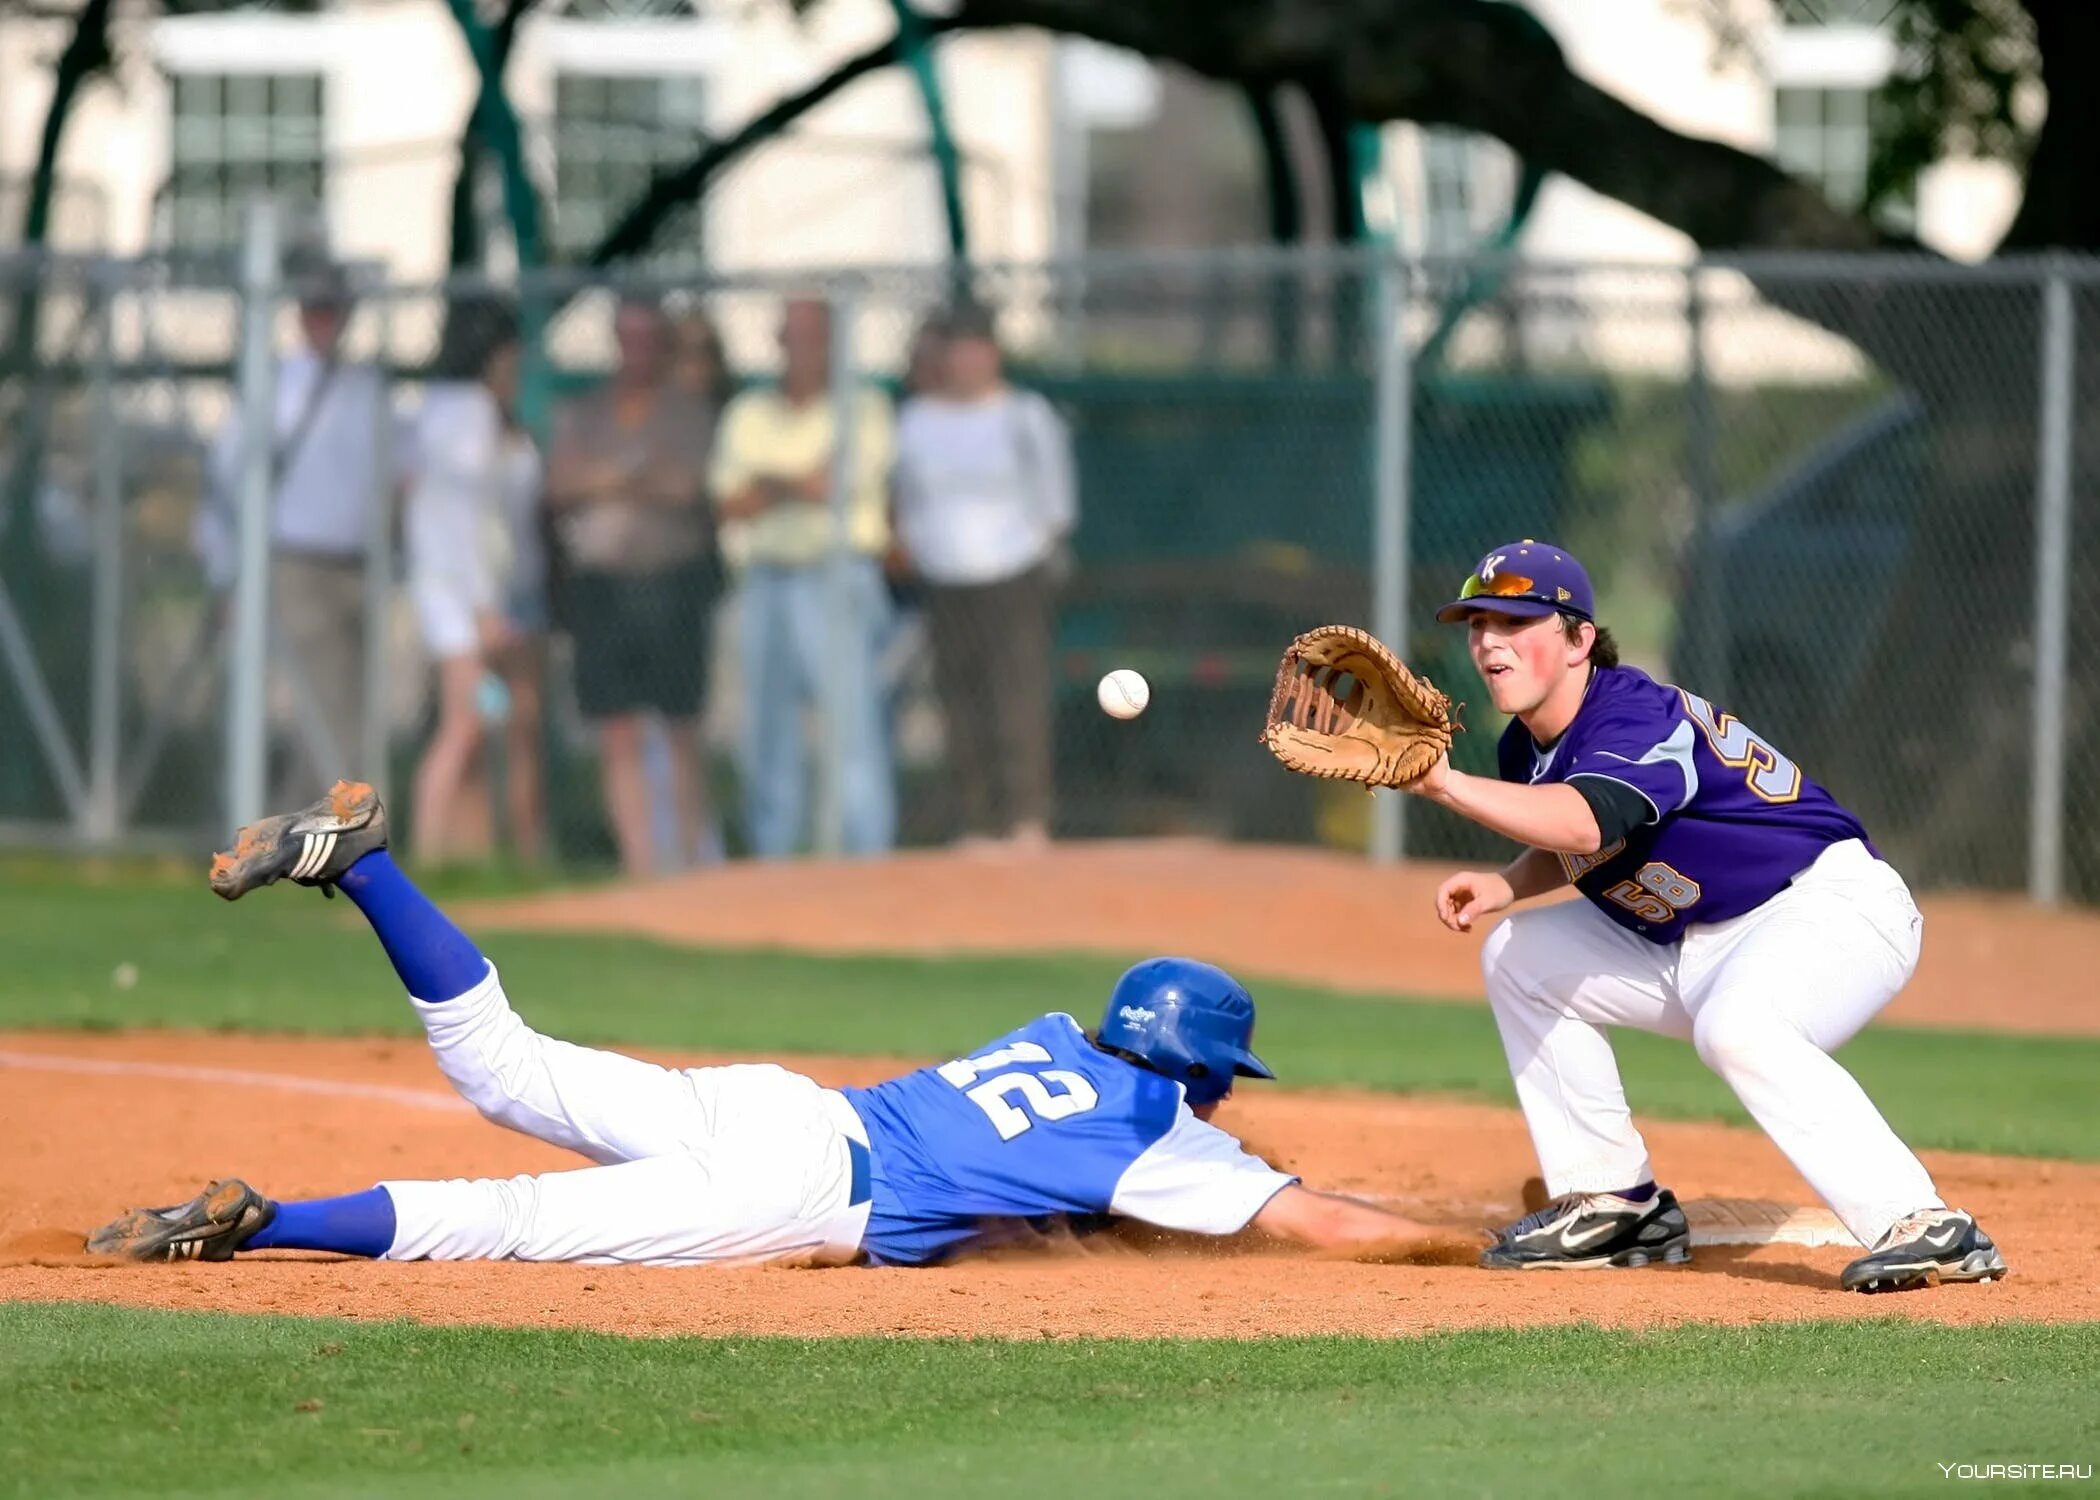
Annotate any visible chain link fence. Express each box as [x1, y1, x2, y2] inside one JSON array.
[[4, 236, 2097, 900]]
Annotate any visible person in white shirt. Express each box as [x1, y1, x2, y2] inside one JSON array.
[[404, 299, 546, 864], [890, 304, 1077, 852], [197, 261, 404, 800]]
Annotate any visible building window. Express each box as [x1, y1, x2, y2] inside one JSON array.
[[166, 71, 326, 251], [552, 72, 705, 259], [1774, 85, 1876, 208], [1773, 84, 1913, 229]]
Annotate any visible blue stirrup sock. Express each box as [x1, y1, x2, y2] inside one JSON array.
[[1615, 1181, 1659, 1204], [243, 1187, 398, 1258], [337, 850, 489, 1003]]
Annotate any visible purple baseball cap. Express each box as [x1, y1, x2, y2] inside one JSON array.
[[1434, 540, 1595, 624]]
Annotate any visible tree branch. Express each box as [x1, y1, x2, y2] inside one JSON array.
[[19, 0, 114, 247], [587, 19, 960, 266], [957, 0, 1906, 253]]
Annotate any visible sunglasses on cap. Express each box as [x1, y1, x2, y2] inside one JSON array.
[[1457, 570, 1541, 602], [1448, 569, 1591, 620]]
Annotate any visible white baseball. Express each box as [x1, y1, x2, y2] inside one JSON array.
[[1097, 668, 1150, 720]]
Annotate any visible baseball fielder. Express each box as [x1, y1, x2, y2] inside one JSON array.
[[89, 784, 1446, 1269], [1410, 540, 2005, 1292]]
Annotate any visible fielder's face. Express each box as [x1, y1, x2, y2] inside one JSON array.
[[1467, 609, 1581, 717]]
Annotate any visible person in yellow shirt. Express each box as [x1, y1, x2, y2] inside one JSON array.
[[711, 297, 897, 857]]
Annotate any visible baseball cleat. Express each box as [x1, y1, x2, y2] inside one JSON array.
[[1841, 1208, 2007, 1293], [86, 1179, 276, 1263], [208, 779, 387, 900], [1481, 1187, 1692, 1271]]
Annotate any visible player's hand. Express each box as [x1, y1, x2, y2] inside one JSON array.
[[1405, 751, 1452, 799], [1435, 869, 1514, 933]]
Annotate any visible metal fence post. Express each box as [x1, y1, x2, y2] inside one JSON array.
[[362, 277, 394, 794], [1686, 261, 1731, 709], [227, 198, 281, 831], [816, 279, 864, 859], [1370, 253, 1414, 864], [86, 273, 125, 843], [1685, 263, 1720, 517], [2029, 263, 2074, 905]]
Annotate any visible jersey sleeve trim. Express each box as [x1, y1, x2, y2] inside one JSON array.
[[1566, 771, 1662, 825], [1566, 773, 1656, 845], [1573, 718, 1699, 816]]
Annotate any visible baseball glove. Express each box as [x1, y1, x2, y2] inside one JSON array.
[[1261, 625, 1458, 788]]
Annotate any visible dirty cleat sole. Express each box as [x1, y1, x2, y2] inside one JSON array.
[[209, 779, 386, 901], [86, 1179, 276, 1262]]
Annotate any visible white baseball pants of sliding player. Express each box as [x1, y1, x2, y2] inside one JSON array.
[[1480, 837, 1939, 1249], [376, 964, 873, 1266]]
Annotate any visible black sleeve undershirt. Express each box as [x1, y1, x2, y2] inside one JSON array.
[[1568, 776, 1652, 847]]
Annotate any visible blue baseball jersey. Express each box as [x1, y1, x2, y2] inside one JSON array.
[[840, 1013, 1298, 1267], [1496, 665, 1872, 944]]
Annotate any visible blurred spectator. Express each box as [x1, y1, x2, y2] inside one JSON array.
[[903, 314, 949, 400], [890, 302, 1076, 852], [886, 312, 949, 600], [712, 296, 896, 858], [197, 256, 401, 798], [485, 329, 553, 870], [404, 298, 546, 866], [545, 297, 717, 877], [671, 307, 734, 413]]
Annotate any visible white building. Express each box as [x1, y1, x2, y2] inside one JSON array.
[[0, 0, 1059, 278]]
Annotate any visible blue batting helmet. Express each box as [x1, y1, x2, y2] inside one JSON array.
[[1095, 957, 1275, 1106]]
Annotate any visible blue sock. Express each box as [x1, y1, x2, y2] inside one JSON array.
[[1616, 1181, 1659, 1204], [337, 850, 488, 1002], [243, 1187, 397, 1258]]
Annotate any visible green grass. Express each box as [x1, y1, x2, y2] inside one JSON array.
[[4, 869, 2098, 1160], [3, 1303, 2096, 1499]]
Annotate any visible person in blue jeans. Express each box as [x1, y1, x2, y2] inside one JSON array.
[[711, 298, 897, 857]]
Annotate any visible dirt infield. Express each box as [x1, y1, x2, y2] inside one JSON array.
[[465, 840, 2100, 1035], [2, 1029, 2091, 1337]]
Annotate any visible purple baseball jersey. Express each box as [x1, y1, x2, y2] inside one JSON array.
[[1496, 665, 1871, 943]]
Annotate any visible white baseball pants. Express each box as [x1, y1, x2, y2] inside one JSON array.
[[1481, 838, 1940, 1248], [377, 965, 872, 1266]]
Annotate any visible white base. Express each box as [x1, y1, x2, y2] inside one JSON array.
[[1683, 1197, 1858, 1249]]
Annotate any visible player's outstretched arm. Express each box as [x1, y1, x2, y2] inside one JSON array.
[[1410, 762, 1602, 855], [1249, 1185, 1471, 1262]]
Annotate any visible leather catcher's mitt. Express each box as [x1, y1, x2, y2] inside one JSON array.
[[1261, 625, 1458, 788]]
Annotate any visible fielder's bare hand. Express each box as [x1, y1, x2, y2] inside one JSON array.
[[1435, 869, 1515, 932]]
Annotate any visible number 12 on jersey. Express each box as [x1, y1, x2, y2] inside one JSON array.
[[938, 1043, 1101, 1140]]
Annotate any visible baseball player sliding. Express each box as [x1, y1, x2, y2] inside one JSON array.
[[89, 784, 1450, 1269], [1263, 540, 2007, 1293]]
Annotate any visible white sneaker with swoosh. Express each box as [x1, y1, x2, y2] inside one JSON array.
[[1840, 1208, 2008, 1294], [1481, 1187, 1692, 1271]]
